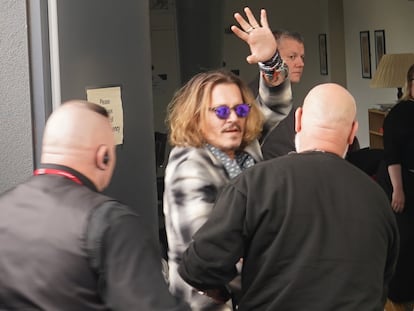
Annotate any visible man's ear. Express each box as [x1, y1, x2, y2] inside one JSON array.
[[294, 107, 302, 133], [96, 145, 110, 170], [348, 121, 359, 145]]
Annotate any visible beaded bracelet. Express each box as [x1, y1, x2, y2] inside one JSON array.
[[258, 51, 288, 80]]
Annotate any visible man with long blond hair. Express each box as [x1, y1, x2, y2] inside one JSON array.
[[163, 7, 292, 310]]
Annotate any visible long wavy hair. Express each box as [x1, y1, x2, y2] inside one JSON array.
[[166, 69, 264, 149], [400, 64, 414, 101]]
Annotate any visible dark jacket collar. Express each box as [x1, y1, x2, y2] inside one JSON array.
[[38, 164, 98, 192]]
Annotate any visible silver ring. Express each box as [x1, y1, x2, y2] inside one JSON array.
[[245, 27, 254, 33]]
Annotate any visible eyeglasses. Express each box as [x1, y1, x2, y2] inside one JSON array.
[[209, 103, 251, 120]]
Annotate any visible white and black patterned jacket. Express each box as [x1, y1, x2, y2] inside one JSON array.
[[164, 77, 292, 310]]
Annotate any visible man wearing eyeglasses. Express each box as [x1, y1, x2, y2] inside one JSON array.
[[163, 7, 292, 310]]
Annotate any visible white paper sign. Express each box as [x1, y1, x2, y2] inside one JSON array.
[[87, 86, 124, 145]]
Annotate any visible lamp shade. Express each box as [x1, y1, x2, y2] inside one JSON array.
[[370, 53, 414, 88]]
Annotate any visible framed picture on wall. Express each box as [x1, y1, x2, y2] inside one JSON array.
[[374, 30, 386, 67], [318, 34, 328, 75], [360, 31, 372, 79]]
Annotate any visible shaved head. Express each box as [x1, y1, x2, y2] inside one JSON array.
[[41, 100, 116, 191], [295, 83, 358, 157]]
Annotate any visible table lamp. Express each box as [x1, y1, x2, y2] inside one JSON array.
[[370, 53, 414, 99]]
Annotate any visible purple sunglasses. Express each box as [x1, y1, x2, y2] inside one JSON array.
[[209, 103, 251, 120]]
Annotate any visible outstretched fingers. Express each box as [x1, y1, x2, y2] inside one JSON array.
[[231, 25, 249, 42], [233, 12, 251, 32], [259, 9, 269, 29], [243, 7, 260, 29], [231, 6, 276, 64]]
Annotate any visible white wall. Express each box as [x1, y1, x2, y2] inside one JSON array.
[[343, 0, 414, 147]]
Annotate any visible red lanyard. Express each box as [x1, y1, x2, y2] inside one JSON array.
[[34, 168, 83, 185]]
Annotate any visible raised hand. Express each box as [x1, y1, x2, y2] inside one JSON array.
[[231, 7, 277, 64]]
